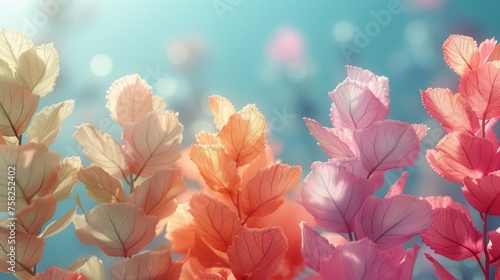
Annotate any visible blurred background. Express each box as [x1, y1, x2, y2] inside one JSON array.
[[1, 0, 500, 279]]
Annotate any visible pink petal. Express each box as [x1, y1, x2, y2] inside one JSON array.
[[300, 222, 335, 272], [301, 161, 374, 233], [355, 195, 432, 249], [304, 118, 354, 158], [443, 34, 479, 76]]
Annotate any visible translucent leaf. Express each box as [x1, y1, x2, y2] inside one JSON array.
[[345, 65, 390, 107], [0, 29, 33, 72], [209, 95, 236, 130], [27, 100, 74, 145], [443, 34, 479, 76], [110, 250, 182, 280], [30, 266, 89, 280], [40, 206, 76, 238], [424, 253, 457, 280], [304, 117, 354, 158], [0, 79, 39, 137], [74, 256, 106, 280], [74, 203, 158, 257], [0, 229, 44, 273], [152, 96, 166, 111], [15, 44, 59, 96], [300, 221, 334, 272], [123, 110, 182, 177], [385, 171, 408, 198], [106, 75, 153, 126], [17, 196, 56, 235], [77, 165, 126, 203], [52, 156, 81, 201], [463, 172, 500, 215]]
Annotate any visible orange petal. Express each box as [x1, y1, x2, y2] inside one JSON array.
[[77, 165, 126, 203], [209, 95, 236, 130]]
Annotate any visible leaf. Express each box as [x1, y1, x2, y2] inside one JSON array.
[[74, 203, 158, 257], [40, 206, 76, 238], [52, 156, 81, 201], [77, 165, 126, 203], [0, 229, 44, 273], [489, 230, 500, 266], [423, 196, 472, 221], [428, 132, 495, 182], [17, 196, 56, 235], [0, 29, 33, 72], [106, 75, 153, 126], [392, 242, 420, 280], [190, 144, 240, 195], [345, 65, 390, 107], [443, 34, 479, 76], [15, 44, 59, 96], [463, 172, 500, 215], [188, 193, 243, 252], [459, 62, 500, 120], [421, 88, 479, 133], [123, 110, 183, 177], [219, 105, 266, 167], [355, 195, 432, 249], [239, 145, 274, 187], [209, 95, 236, 130], [152, 95, 167, 111], [424, 253, 457, 280], [488, 44, 500, 62], [129, 168, 185, 219], [73, 256, 106, 280], [0, 143, 60, 209], [353, 120, 420, 177], [420, 207, 483, 261], [195, 131, 218, 145], [74, 124, 128, 178], [303, 118, 354, 158], [30, 267, 89, 280], [227, 227, 288, 280], [319, 238, 397, 280], [240, 163, 301, 218], [385, 171, 408, 198], [412, 123, 429, 142], [196, 272, 228, 280], [329, 79, 389, 131], [165, 203, 195, 254], [110, 250, 182, 280], [300, 222, 334, 272], [0, 59, 13, 80], [27, 100, 74, 145], [301, 161, 373, 233], [0, 79, 39, 137]]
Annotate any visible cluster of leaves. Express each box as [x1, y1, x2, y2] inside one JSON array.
[[165, 95, 314, 279], [300, 66, 433, 279], [72, 74, 184, 279], [420, 34, 500, 279], [0, 29, 91, 279]]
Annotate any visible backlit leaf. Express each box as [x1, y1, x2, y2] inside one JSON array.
[[209, 95, 236, 130], [15, 44, 59, 96], [0, 79, 39, 137], [110, 250, 182, 280], [300, 222, 334, 272], [443, 35, 479, 76], [77, 165, 125, 203], [27, 100, 74, 145]]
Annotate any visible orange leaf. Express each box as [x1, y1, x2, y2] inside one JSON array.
[[17, 196, 56, 235], [196, 131, 218, 145], [219, 105, 266, 167], [165, 203, 195, 254], [0, 229, 44, 273], [209, 95, 236, 130], [488, 44, 500, 62], [74, 203, 158, 257], [189, 194, 243, 252], [0, 143, 60, 209], [240, 163, 301, 218], [190, 144, 240, 195], [443, 35, 479, 76], [0, 79, 39, 137], [30, 266, 89, 280], [123, 110, 183, 177], [106, 75, 153, 126], [227, 227, 288, 280], [110, 250, 182, 280], [239, 145, 275, 187], [129, 168, 185, 219], [77, 165, 125, 203], [74, 124, 129, 179]]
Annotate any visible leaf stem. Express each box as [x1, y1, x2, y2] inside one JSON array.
[[483, 213, 490, 280]]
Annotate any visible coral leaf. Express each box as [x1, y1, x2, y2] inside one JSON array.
[[77, 165, 125, 203], [110, 250, 182, 280], [30, 267, 89, 280], [420, 207, 483, 261], [17, 196, 56, 235], [300, 222, 334, 272], [189, 193, 243, 252], [27, 100, 74, 145], [15, 44, 59, 96], [74, 203, 158, 257], [489, 230, 500, 266], [463, 172, 500, 215], [106, 75, 153, 126], [423, 196, 472, 221], [209, 95, 236, 130], [355, 195, 432, 249], [123, 110, 182, 177], [129, 168, 184, 219], [0, 79, 39, 137], [0, 230, 44, 273], [443, 35, 479, 76], [488, 44, 500, 62], [228, 227, 288, 280]]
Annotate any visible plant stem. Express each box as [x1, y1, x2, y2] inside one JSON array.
[[483, 213, 490, 280], [348, 231, 353, 241]]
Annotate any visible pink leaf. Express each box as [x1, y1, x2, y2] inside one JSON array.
[[30, 267, 89, 280], [428, 132, 495, 182], [420, 207, 483, 261], [303, 118, 354, 158], [443, 34, 479, 76], [110, 250, 181, 280], [17, 195, 56, 235], [412, 123, 429, 142], [0, 230, 44, 273], [479, 38, 497, 63], [463, 172, 500, 215], [319, 238, 397, 280], [301, 161, 373, 233], [300, 221, 334, 272], [385, 171, 408, 198], [421, 88, 479, 133], [392, 242, 420, 280], [355, 195, 432, 249], [106, 75, 153, 126], [488, 44, 500, 62], [459, 62, 500, 120], [74, 124, 129, 179], [123, 110, 182, 177], [424, 253, 457, 280], [129, 168, 185, 219], [423, 196, 472, 221], [489, 229, 500, 266], [227, 227, 288, 280], [329, 79, 388, 131], [353, 120, 420, 177], [74, 203, 158, 257], [345, 65, 390, 107]]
